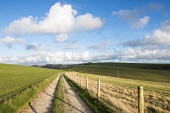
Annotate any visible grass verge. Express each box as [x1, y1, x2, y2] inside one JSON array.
[[51, 74, 64, 113], [64, 75, 115, 113], [0, 74, 58, 113]]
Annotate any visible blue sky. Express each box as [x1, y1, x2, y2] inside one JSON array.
[[0, 0, 170, 65]]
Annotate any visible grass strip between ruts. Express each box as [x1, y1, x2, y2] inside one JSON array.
[[51, 74, 64, 113]]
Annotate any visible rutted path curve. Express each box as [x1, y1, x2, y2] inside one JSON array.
[[21, 75, 60, 113], [21, 74, 92, 113], [63, 76, 92, 113]]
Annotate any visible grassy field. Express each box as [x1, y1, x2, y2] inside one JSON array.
[[75, 72, 170, 94], [66, 72, 170, 113], [71, 64, 170, 83], [82, 62, 170, 70], [0, 63, 62, 112]]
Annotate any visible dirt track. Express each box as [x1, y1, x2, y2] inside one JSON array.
[[63, 76, 92, 113], [21, 74, 92, 113], [21, 75, 60, 113]]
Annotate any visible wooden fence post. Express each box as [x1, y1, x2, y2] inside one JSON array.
[[79, 76, 81, 85], [138, 86, 144, 113], [75, 76, 77, 83], [97, 79, 101, 99], [80, 77, 82, 86], [86, 77, 88, 90]]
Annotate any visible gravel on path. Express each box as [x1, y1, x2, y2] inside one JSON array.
[[21, 74, 60, 113], [63, 76, 92, 113]]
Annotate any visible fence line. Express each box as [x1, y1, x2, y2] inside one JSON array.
[[66, 73, 140, 112], [65, 72, 170, 113]]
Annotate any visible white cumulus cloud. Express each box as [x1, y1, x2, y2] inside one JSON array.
[[0, 51, 91, 65], [112, 9, 150, 29], [26, 43, 48, 51], [0, 36, 25, 48], [131, 16, 150, 28], [76, 13, 104, 31], [63, 43, 80, 50], [123, 20, 170, 47], [121, 48, 170, 61], [1, 47, 170, 65], [4, 2, 104, 36], [89, 41, 112, 51], [55, 34, 68, 42]]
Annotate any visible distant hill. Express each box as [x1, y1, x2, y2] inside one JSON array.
[[68, 62, 170, 83], [81, 62, 170, 70], [32, 64, 74, 70]]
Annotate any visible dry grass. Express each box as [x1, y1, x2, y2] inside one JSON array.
[[65, 72, 170, 113]]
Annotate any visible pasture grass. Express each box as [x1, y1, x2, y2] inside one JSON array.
[[0, 75, 57, 113], [82, 62, 170, 70], [0, 63, 62, 102], [0, 63, 63, 112], [67, 72, 170, 113], [71, 65, 170, 83], [76, 72, 170, 93]]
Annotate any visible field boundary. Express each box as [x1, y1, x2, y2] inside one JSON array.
[[64, 74, 114, 113], [73, 72, 170, 95], [65, 72, 170, 113]]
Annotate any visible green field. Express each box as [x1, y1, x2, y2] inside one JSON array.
[[82, 62, 170, 70], [0, 63, 62, 112], [68, 72, 170, 112], [71, 63, 170, 83], [68, 62, 170, 112], [76, 72, 170, 93], [1, 62, 170, 112]]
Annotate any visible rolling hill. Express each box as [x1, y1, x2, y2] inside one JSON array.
[[69, 62, 170, 83]]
